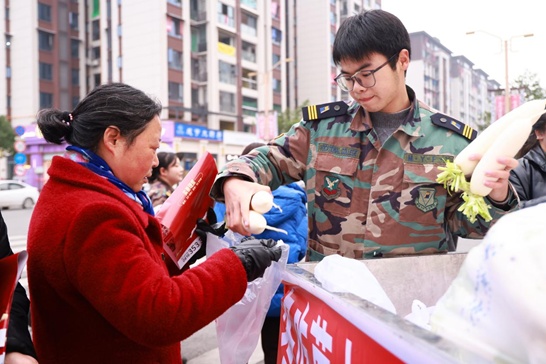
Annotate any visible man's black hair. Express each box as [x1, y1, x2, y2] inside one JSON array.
[[332, 9, 411, 68]]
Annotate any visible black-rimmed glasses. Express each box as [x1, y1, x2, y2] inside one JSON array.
[[334, 53, 398, 91]]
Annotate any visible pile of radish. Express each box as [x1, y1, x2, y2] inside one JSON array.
[[247, 191, 287, 235], [436, 99, 546, 223]]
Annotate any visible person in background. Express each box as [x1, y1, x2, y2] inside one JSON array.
[[26, 82, 282, 364], [147, 151, 184, 212], [176, 152, 186, 178], [215, 142, 308, 364], [510, 113, 546, 208], [0, 211, 38, 364], [210, 9, 518, 261]]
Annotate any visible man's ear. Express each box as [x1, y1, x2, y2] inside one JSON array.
[[103, 126, 122, 153], [398, 49, 410, 71]]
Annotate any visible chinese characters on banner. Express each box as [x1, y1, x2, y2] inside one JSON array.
[[278, 283, 402, 363], [256, 111, 278, 141]]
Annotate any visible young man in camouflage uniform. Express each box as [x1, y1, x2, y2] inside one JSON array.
[[210, 9, 518, 261]]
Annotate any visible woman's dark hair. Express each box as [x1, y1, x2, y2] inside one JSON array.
[[515, 113, 546, 159], [36, 83, 162, 151], [332, 9, 411, 68], [148, 152, 178, 182]]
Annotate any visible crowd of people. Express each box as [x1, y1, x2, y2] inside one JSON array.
[[2, 8, 543, 364]]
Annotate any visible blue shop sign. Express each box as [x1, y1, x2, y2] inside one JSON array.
[[174, 123, 223, 141]]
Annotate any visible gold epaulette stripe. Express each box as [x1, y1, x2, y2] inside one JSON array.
[[463, 124, 473, 139], [307, 105, 317, 120]]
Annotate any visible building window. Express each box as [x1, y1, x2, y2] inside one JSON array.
[[219, 61, 236, 85], [272, 53, 280, 66], [38, 31, 54, 51], [168, 82, 183, 102], [92, 46, 101, 60], [167, 0, 182, 5], [271, 27, 282, 44], [241, 12, 257, 37], [241, 0, 257, 9], [72, 69, 79, 85], [71, 39, 79, 58], [218, 32, 235, 46], [92, 19, 100, 41], [271, 1, 280, 19], [242, 41, 256, 63], [167, 16, 182, 37], [40, 92, 53, 109], [69, 12, 79, 30], [72, 96, 79, 108], [38, 3, 52, 22], [168, 48, 183, 70], [219, 91, 235, 114], [217, 3, 234, 28], [272, 77, 281, 93], [39, 62, 53, 80], [242, 96, 257, 116]]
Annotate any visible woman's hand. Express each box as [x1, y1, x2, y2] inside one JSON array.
[[468, 154, 518, 202], [5, 352, 39, 364]]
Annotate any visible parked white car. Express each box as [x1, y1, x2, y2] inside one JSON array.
[[0, 180, 39, 209]]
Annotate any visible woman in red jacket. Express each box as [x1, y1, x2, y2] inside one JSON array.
[[27, 83, 281, 364]]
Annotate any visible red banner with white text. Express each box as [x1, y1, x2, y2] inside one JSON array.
[[278, 283, 402, 363]]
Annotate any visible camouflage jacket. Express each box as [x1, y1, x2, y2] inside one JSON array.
[[211, 87, 517, 260]]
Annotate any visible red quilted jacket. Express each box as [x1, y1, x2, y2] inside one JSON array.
[[27, 156, 247, 364]]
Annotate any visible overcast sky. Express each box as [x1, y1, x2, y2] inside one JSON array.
[[382, 0, 546, 88]]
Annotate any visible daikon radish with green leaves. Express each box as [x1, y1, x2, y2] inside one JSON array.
[[437, 99, 546, 193], [458, 107, 546, 223]]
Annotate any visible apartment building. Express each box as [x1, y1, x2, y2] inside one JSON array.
[[1, 0, 505, 186], [295, 0, 381, 106], [1, 0, 293, 186], [406, 32, 453, 115], [408, 32, 495, 130]]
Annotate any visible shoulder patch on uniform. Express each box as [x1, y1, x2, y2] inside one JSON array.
[[302, 101, 348, 121], [430, 113, 477, 141]]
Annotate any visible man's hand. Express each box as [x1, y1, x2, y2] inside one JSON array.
[[222, 178, 272, 236]]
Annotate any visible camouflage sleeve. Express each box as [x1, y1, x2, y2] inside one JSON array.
[[446, 186, 519, 238], [210, 122, 311, 201]]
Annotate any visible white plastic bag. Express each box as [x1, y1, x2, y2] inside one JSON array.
[[404, 300, 434, 330], [430, 203, 546, 363], [206, 231, 289, 364], [314, 254, 396, 314]]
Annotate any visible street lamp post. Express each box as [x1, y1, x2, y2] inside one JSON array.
[[250, 58, 292, 140], [466, 31, 534, 115]]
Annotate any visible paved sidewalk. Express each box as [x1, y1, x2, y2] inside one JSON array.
[[183, 322, 265, 364]]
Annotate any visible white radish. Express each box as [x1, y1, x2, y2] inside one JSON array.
[[248, 210, 288, 235], [250, 191, 274, 214], [455, 99, 546, 175], [470, 108, 546, 196]]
